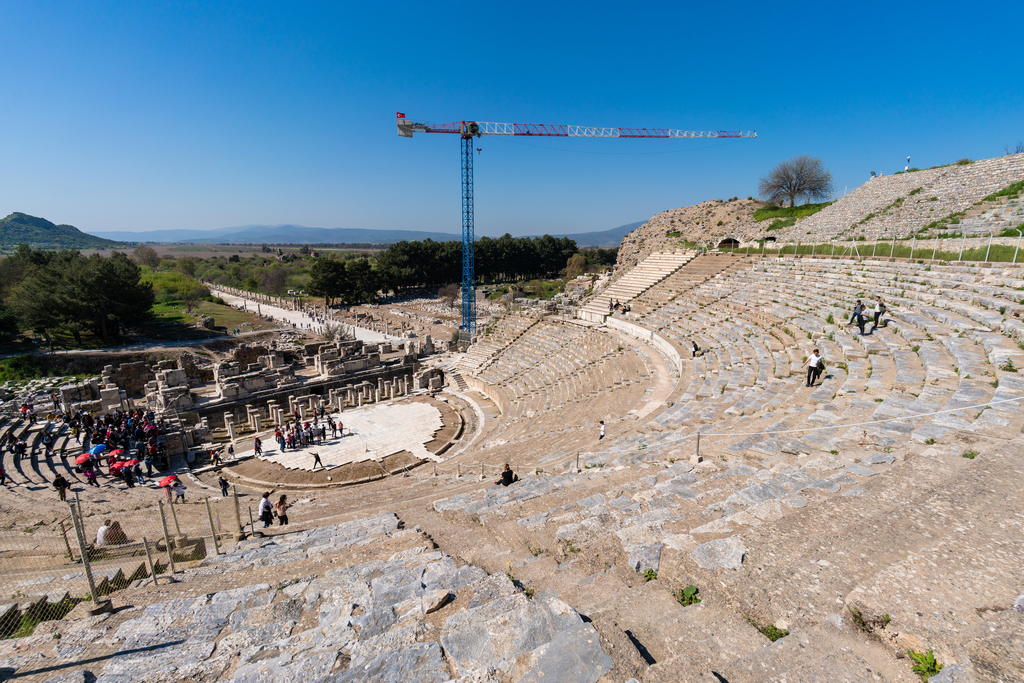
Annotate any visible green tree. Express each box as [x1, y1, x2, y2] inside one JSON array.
[[308, 258, 347, 307], [0, 302, 19, 344], [345, 258, 379, 303], [565, 253, 587, 279]]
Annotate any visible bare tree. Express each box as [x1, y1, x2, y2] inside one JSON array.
[[182, 284, 210, 316], [131, 245, 161, 269], [758, 155, 834, 207], [1006, 141, 1024, 156], [438, 283, 459, 308]]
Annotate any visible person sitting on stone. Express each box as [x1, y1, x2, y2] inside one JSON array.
[[106, 521, 129, 545], [96, 520, 112, 545], [496, 463, 519, 487]]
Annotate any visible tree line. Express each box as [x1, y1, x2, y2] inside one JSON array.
[[0, 245, 153, 346], [310, 234, 582, 304]]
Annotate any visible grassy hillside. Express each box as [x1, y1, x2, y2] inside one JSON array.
[[0, 212, 121, 250]]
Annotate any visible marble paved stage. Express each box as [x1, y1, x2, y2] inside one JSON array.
[[258, 401, 445, 471]]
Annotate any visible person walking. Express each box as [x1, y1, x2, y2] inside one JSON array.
[[53, 473, 70, 501], [0, 463, 5, 486], [172, 482, 186, 503], [274, 495, 290, 526], [848, 299, 864, 326], [258, 492, 274, 528], [218, 476, 229, 497], [872, 296, 887, 331], [599, 420, 606, 441], [856, 306, 868, 335], [253, 437, 262, 456], [311, 451, 324, 470], [803, 349, 824, 387]]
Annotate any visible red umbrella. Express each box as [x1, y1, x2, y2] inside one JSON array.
[[124, 459, 140, 466], [159, 475, 178, 487], [75, 453, 92, 465], [110, 462, 126, 472], [108, 448, 124, 458]]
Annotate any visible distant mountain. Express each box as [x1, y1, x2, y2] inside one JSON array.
[[92, 220, 643, 247], [91, 225, 463, 244], [0, 212, 121, 249], [541, 222, 644, 248]]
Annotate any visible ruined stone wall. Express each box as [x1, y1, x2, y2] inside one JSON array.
[[101, 361, 156, 398]]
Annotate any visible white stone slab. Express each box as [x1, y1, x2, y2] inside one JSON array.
[[259, 402, 445, 471]]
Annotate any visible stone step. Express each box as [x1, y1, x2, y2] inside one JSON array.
[[844, 445, 1024, 664], [701, 445, 980, 631], [582, 582, 769, 678], [707, 618, 906, 683]]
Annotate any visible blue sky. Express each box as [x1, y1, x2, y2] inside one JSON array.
[[1, 1, 1022, 238]]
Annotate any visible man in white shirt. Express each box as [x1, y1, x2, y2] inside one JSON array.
[[258, 492, 274, 528], [599, 421, 606, 441], [803, 349, 823, 387]]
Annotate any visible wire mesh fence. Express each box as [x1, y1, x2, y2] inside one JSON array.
[[0, 491, 243, 640]]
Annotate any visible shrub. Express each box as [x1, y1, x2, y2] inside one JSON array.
[[908, 649, 943, 679], [676, 585, 701, 606]]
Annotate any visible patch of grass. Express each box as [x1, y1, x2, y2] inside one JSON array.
[[765, 217, 797, 231], [961, 450, 978, 460], [642, 569, 658, 582], [744, 616, 789, 641], [565, 541, 581, 554], [925, 438, 936, 445], [907, 649, 943, 679], [982, 179, 1024, 203], [754, 202, 833, 222], [826, 313, 835, 325], [675, 585, 701, 606], [830, 449, 839, 455], [999, 358, 1017, 373]]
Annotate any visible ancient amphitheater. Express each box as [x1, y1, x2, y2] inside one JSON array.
[[2, 155, 1023, 682]]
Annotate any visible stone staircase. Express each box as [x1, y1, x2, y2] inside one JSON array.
[[579, 250, 697, 322]]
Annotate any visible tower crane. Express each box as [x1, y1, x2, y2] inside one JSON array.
[[397, 112, 756, 341]]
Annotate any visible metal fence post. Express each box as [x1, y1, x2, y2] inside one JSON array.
[[69, 503, 102, 607], [168, 496, 182, 538], [932, 239, 938, 262], [142, 537, 160, 586], [959, 234, 966, 262], [1015, 230, 1022, 264], [985, 232, 993, 263], [158, 499, 177, 575], [872, 241, 877, 258], [811, 242, 816, 257], [891, 237, 896, 258], [910, 235, 916, 260], [205, 497, 220, 556], [831, 242, 835, 257], [231, 485, 244, 541]]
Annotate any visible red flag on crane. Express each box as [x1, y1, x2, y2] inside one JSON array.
[[396, 112, 406, 119]]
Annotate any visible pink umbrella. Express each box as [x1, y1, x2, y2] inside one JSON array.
[[75, 453, 92, 465]]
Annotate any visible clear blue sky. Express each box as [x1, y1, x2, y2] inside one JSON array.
[[2, 1, 1022, 238]]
